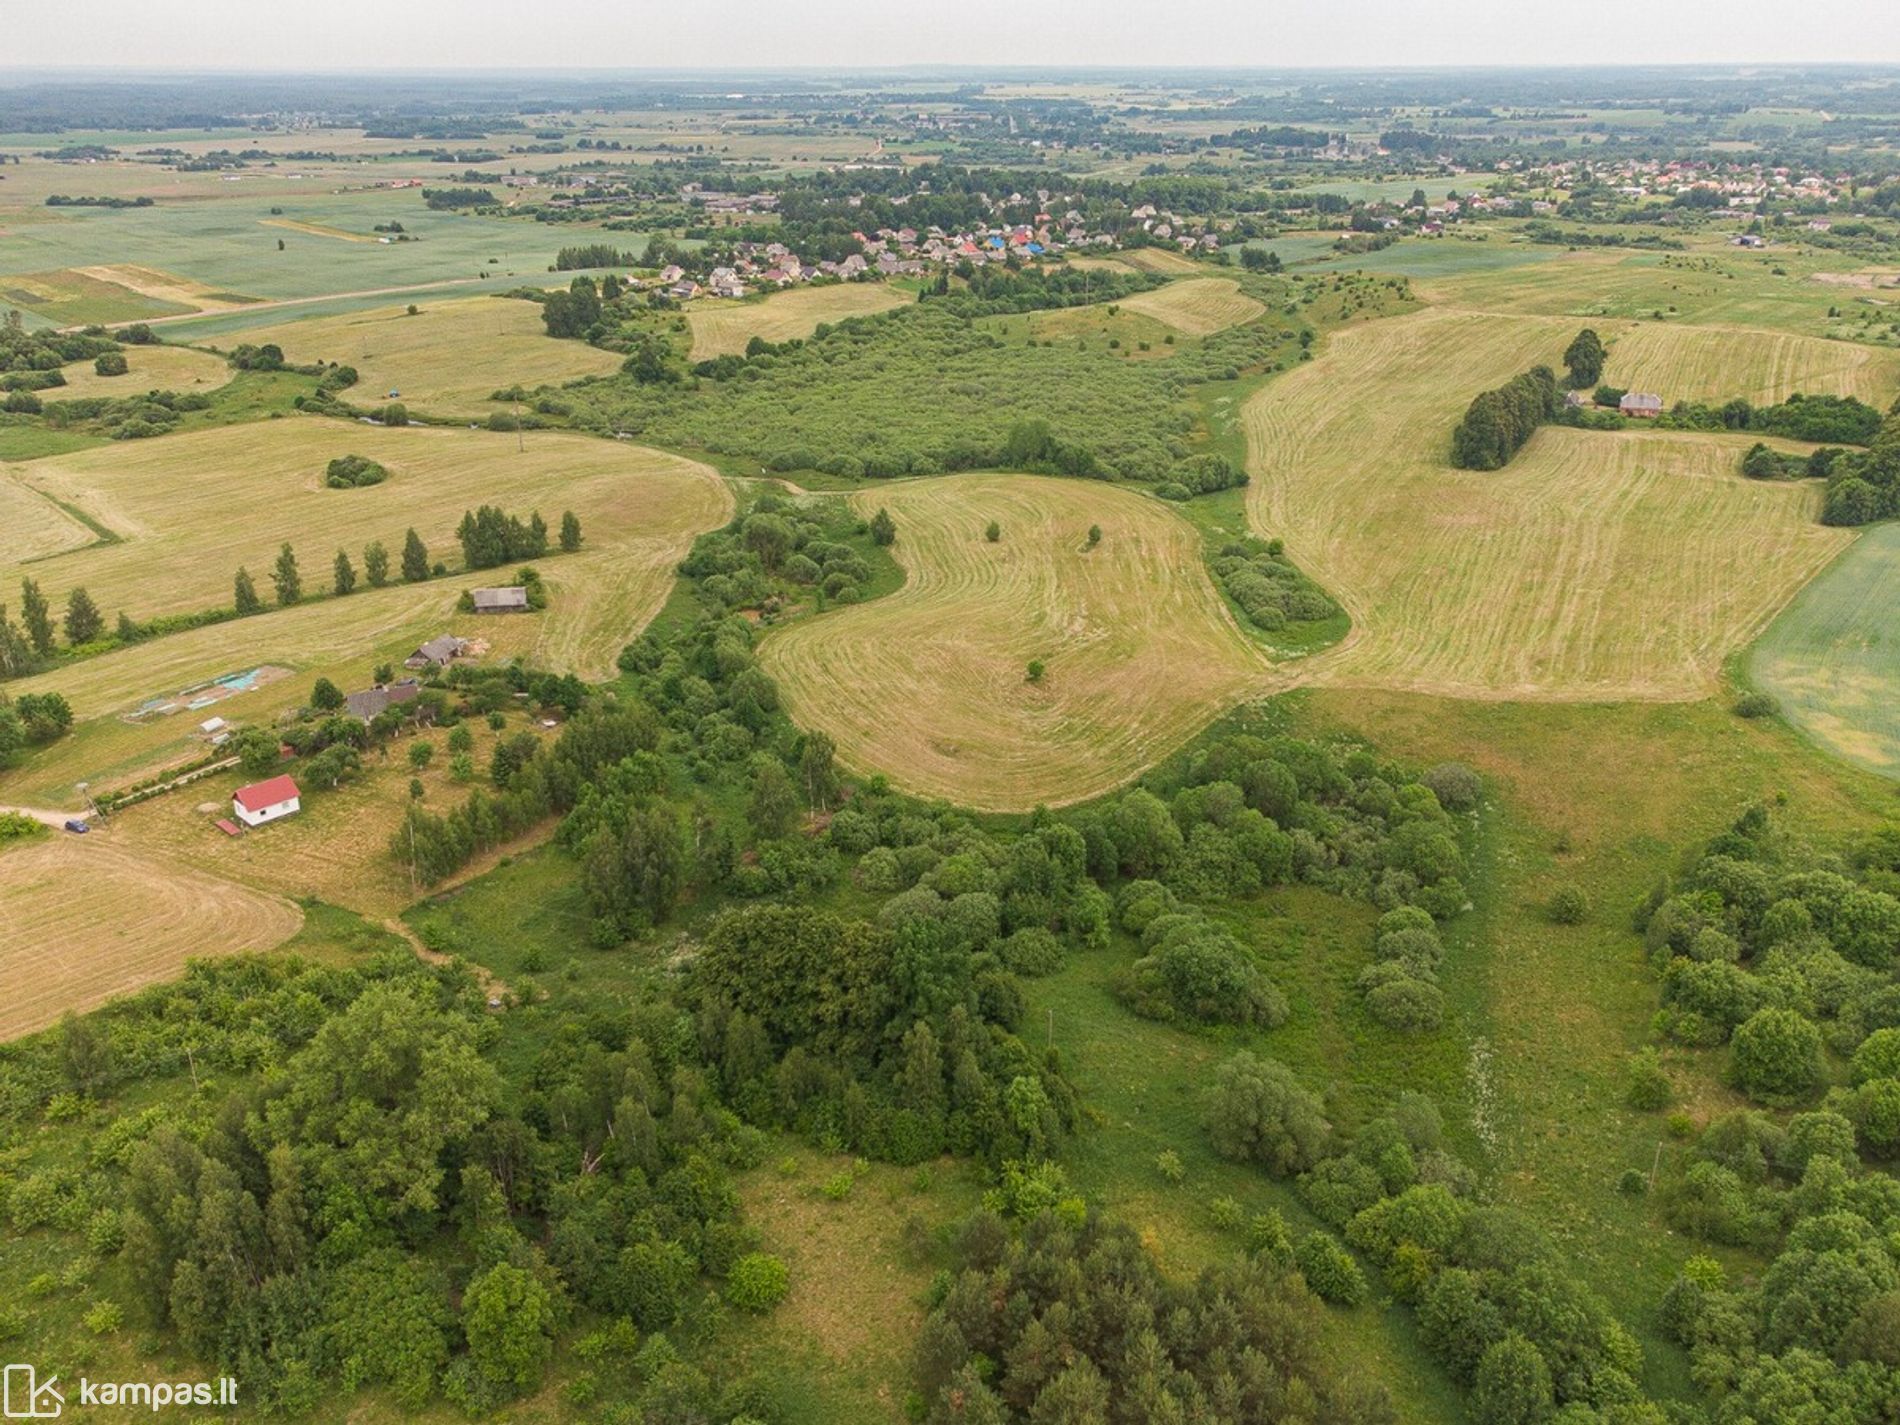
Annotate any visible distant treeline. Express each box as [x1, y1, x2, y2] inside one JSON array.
[[1449, 365, 1559, 470], [919, 264, 1164, 318], [553, 243, 638, 270], [421, 186, 495, 210], [44, 194, 153, 208], [1659, 392, 1886, 445]]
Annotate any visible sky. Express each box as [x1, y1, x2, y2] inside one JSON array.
[[3, 0, 1898, 71]]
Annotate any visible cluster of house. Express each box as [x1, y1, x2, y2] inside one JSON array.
[[651, 198, 1224, 301], [1503, 156, 1854, 213], [217, 629, 483, 835]]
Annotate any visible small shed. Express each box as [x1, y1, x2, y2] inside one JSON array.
[[470, 587, 529, 614], [233, 774, 301, 828], [1620, 392, 1664, 418]]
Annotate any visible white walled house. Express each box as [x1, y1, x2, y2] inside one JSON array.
[[232, 774, 301, 828]]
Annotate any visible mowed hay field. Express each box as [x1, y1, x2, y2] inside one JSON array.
[[1244, 306, 1854, 699], [0, 835, 301, 1040], [760, 474, 1278, 810], [685, 283, 909, 360], [50, 342, 232, 399], [1118, 277, 1265, 336], [237, 295, 623, 416], [1114, 247, 1203, 275], [1417, 242, 1872, 337], [1749, 523, 1900, 780], [2, 418, 729, 652], [1605, 321, 1900, 405], [0, 425, 727, 801], [0, 474, 92, 565]]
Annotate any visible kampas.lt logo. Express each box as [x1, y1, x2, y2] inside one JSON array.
[[2, 1365, 61, 1419]]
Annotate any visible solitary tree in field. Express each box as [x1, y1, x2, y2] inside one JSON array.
[[19, 577, 54, 655], [401, 529, 430, 583], [1087, 524, 1103, 548], [234, 566, 262, 615], [63, 586, 103, 645], [559, 510, 582, 553], [364, 540, 390, 587], [1026, 659, 1046, 683], [333, 549, 357, 597], [272, 543, 302, 607], [869, 508, 897, 546], [1563, 328, 1606, 389], [986, 520, 1002, 543]]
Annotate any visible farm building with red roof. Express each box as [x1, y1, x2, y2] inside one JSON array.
[[232, 774, 301, 828]]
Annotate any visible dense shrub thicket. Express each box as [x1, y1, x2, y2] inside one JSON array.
[[1210, 533, 1340, 635], [1819, 406, 1900, 525], [1659, 392, 1886, 445], [546, 302, 1297, 483], [911, 1208, 1394, 1422], [1637, 804, 1900, 1104], [323, 453, 388, 488], [918, 262, 1164, 318], [1622, 805, 1900, 1417], [1201, 1062, 1646, 1424]]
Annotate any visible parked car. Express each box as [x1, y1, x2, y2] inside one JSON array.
[[64, 819, 88, 834]]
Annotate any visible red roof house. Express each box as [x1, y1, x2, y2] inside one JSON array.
[[233, 774, 301, 828]]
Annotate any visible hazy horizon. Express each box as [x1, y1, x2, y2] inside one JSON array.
[[6, 0, 1897, 73]]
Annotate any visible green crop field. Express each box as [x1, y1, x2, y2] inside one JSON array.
[[0, 185, 613, 327], [1748, 523, 1900, 779]]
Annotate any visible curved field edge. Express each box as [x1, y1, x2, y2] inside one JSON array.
[[1243, 304, 1859, 700], [1745, 521, 1900, 780], [757, 473, 1290, 811], [0, 835, 303, 1040]]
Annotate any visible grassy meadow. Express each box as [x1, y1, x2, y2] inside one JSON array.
[[0, 422, 728, 803], [1116, 275, 1266, 335]]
